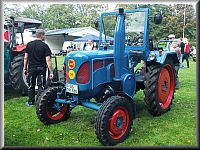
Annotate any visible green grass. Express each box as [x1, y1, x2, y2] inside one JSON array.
[[51, 56, 65, 70], [4, 58, 197, 147]]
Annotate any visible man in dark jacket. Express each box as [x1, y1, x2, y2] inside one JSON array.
[[179, 38, 185, 68], [24, 29, 53, 106]]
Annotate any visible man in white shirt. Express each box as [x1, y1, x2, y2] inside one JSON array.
[[167, 34, 175, 51], [85, 40, 94, 51]]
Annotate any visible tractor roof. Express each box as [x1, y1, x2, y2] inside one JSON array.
[[4, 16, 42, 29]]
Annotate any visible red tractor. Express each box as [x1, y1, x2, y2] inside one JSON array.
[[4, 16, 42, 95]]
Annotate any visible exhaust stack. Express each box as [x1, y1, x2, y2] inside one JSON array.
[[113, 8, 126, 81]]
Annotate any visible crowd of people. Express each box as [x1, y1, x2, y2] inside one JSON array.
[[167, 34, 191, 68], [62, 39, 98, 55]]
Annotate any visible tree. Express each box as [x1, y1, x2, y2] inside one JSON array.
[[21, 4, 108, 30], [4, 4, 22, 18], [115, 4, 196, 46], [162, 4, 196, 46], [5, 3, 196, 46], [74, 4, 108, 28], [21, 4, 49, 29], [44, 4, 76, 29]]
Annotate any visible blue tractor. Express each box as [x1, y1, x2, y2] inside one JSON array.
[[36, 8, 179, 145]]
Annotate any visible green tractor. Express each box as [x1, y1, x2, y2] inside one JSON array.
[[4, 16, 42, 95]]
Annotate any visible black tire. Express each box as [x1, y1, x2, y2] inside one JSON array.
[[9, 53, 28, 95], [36, 86, 71, 125], [144, 58, 175, 116], [95, 96, 134, 146]]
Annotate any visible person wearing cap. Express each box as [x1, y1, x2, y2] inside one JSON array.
[[167, 34, 175, 50], [85, 39, 94, 51], [166, 34, 180, 90], [24, 29, 54, 106]]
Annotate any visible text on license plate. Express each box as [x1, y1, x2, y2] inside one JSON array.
[[66, 84, 78, 94]]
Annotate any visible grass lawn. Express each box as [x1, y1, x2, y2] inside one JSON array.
[[4, 57, 197, 147]]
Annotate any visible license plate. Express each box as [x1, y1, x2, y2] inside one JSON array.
[[66, 83, 78, 94]]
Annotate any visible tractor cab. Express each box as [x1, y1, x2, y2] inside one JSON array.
[[4, 16, 42, 54]]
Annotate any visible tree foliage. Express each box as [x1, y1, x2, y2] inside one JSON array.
[[117, 4, 196, 46], [20, 4, 108, 30], [4, 4, 22, 18], [4, 4, 196, 46]]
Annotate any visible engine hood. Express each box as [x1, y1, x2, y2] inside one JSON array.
[[64, 50, 114, 77], [67, 50, 114, 60]]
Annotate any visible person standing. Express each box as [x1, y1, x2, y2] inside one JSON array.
[[166, 34, 175, 51], [24, 29, 54, 106], [183, 38, 190, 68], [166, 34, 180, 90], [92, 42, 98, 50], [85, 40, 94, 51], [179, 38, 185, 68], [167, 35, 181, 61], [66, 41, 74, 53]]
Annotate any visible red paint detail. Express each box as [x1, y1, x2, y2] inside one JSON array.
[[157, 64, 174, 109], [68, 59, 75, 69], [46, 105, 67, 121], [76, 62, 90, 84], [141, 66, 145, 73], [93, 60, 103, 72], [12, 44, 26, 52], [110, 64, 115, 77], [66, 67, 68, 82], [109, 106, 130, 140], [105, 59, 114, 66], [4, 30, 9, 41]]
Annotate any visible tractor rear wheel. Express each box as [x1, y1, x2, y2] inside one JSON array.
[[95, 96, 134, 146], [144, 58, 175, 116], [36, 87, 71, 125], [9, 53, 28, 95]]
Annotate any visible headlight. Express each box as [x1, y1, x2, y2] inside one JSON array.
[[149, 52, 156, 61]]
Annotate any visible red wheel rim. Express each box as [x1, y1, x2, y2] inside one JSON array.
[[109, 107, 130, 140], [157, 64, 174, 109], [46, 104, 67, 120]]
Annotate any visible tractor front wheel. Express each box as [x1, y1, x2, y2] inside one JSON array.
[[144, 58, 175, 116], [95, 96, 134, 146], [36, 87, 71, 125]]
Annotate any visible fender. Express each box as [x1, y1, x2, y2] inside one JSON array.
[[147, 50, 179, 64], [12, 44, 27, 52]]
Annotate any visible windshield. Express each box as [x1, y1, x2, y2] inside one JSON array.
[[100, 11, 145, 48]]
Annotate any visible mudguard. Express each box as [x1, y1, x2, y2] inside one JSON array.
[[147, 50, 179, 64]]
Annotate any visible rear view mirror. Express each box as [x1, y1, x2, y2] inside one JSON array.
[[154, 13, 162, 24]]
